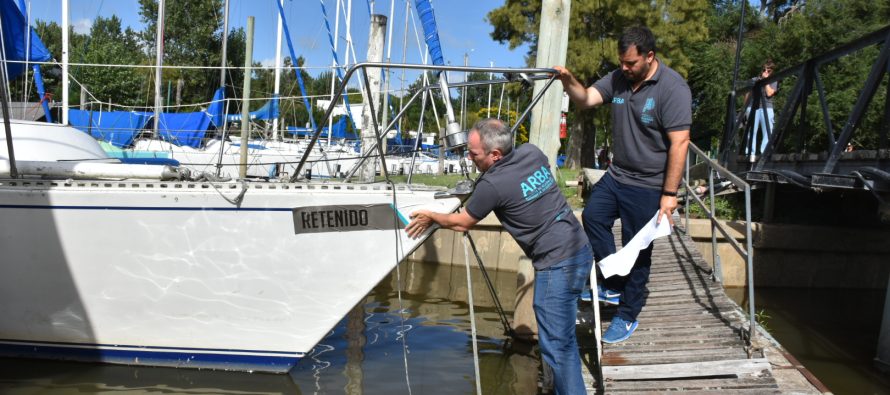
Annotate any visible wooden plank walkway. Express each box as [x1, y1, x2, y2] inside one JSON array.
[[576, 223, 780, 393]]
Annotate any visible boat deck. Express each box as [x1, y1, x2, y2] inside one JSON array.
[[576, 223, 781, 393]]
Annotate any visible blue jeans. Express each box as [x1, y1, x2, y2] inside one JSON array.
[[750, 107, 774, 155], [534, 245, 592, 395], [582, 172, 661, 322]]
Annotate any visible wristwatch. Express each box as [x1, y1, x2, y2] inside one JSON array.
[[661, 190, 678, 197]]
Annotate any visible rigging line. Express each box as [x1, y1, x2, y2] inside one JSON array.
[[274, 0, 317, 130], [319, 0, 358, 130], [386, 179, 413, 395], [461, 232, 483, 395]]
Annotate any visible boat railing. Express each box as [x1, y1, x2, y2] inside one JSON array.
[[681, 142, 757, 348], [291, 62, 559, 182]]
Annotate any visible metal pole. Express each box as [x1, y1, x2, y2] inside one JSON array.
[[745, 185, 756, 344], [216, 99, 230, 177], [710, 168, 721, 282], [685, 149, 690, 232], [153, 0, 165, 137], [272, 0, 284, 140], [239, 16, 254, 180], [219, 0, 229, 90], [0, 42, 17, 178], [327, 0, 342, 148], [61, 0, 69, 125], [487, 60, 493, 118]]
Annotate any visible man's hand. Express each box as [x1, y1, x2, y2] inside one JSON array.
[[657, 195, 678, 226], [552, 65, 574, 83], [406, 210, 435, 239]]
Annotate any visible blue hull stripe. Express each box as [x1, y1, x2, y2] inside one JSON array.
[[0, 339, 302, 373]]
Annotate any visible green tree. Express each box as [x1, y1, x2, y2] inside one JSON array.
[[72, 16, 148, 108], [138, 0, 245, 108]]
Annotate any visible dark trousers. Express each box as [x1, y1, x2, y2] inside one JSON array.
[[582, 172, 661, 322]]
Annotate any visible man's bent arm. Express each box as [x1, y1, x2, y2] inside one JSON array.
[[658, 130, 690, 225], [406, 209, 480, 239], [553, 66, 604, 109]]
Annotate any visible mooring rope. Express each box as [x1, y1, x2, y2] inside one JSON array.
[[387, 179, 413, 395], [462, 232, 483, 395]]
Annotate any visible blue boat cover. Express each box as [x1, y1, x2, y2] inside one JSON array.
[[207, 87, 225, 128], [226, 95, 280, 122], [288, 117, 356, 139], [69, 110, 151, 148], [1, 1, 51, 80], [157, 111, 212, 148]]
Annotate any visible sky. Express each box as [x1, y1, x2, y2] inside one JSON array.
[[25, 0, 531, 79]]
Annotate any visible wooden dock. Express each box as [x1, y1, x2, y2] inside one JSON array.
[[576, 223, 780, 393]]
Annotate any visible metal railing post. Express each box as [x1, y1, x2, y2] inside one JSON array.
[[684, 149, 690, 232], [710, 168, 722, 283], [745, 185, 756, 343]]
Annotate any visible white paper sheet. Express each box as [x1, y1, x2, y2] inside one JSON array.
[[596, 211, 672, 278]]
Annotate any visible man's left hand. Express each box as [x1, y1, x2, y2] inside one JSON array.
[[657, 195, 678, 226], [406, 210, 435, 239]]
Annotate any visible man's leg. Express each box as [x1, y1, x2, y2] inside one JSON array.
[[752, 109, 766, 157], [582, 173, 620, 291], [615, 182, 662, 324], [761, 108, 774, 154], [534, 246, 593, 395]]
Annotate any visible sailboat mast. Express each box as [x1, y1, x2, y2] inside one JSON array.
[[153, 0, 165, 136], [61, 0, 68, 124], [272, 0, 283, 139], [327, 0, 342, 147], [220, 0, 229, 89]]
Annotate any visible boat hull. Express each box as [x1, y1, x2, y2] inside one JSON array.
[[0, 179, 458, 373]]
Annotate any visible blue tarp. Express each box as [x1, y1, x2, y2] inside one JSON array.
[[226, 95, 280, 122], [69, 110, 151, 148], [156, 111, 212, 148], [207, 87, 225, 128], [288, 117, 357, 139], [1, 1, 51, 80]]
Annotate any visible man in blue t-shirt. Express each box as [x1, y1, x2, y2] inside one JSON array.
[[406, 118, 591, 395], [553, 26, 691, 343]]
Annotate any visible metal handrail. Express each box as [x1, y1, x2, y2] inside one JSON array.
[[682, 142, 757, 347]]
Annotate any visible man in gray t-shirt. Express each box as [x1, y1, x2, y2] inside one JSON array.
[[406, 118, 592, 394], [554, 26, 691, 344]]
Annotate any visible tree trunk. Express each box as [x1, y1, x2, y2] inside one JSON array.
[[565, 108, 598, 169]]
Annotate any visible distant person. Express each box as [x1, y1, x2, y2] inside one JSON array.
[[553, 26, 691, 344], [596, 145, 611, 170], [748, 60, 778, 161], [845, 143, 854, 152], [406, 118, 591, 394]]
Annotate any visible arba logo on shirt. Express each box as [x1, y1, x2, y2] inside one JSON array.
[[520, 166, 555, 202]]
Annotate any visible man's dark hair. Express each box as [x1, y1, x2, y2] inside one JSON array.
[[618, 26, 656, 56]]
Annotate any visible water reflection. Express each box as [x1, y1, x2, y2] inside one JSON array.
[[0, 261, 542, 394], [727, 287, 890, 395]]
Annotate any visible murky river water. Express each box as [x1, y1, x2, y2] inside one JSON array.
[[727, 287, 890, 395], [3, 260, 890, 394]]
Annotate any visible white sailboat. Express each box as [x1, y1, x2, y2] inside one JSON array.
[[0, 118, 459, 373]]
